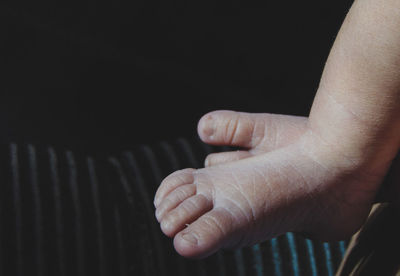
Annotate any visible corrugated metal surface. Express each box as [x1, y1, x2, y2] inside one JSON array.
[[0, 139, 348, 275]]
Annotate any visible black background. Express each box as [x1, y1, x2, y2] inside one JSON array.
[[1, 1, 352, 154]]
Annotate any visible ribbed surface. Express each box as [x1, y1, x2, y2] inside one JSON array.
[[0, 139, 348, 275]]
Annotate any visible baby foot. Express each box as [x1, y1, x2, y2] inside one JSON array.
[[154, 111, 387, 258]]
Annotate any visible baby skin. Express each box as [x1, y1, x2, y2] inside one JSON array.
[[155, 0, 400, 258]]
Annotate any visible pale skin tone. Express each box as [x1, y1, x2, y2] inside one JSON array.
[[154, 0, 400, 258]]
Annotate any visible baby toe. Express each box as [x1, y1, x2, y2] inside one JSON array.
[[154, 168, 195, 207], [173, 208, 234, 258], [155, 184, 196, 221], [160, 194, 212, 237]]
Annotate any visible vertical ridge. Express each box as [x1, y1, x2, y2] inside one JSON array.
[[234, 249, 246, 276], [286, 232, 300, 276], [140, 146, 163, 186], [108, 157, 136, 208], [270, 237, 282, 276], [251, 244, 264, 276], [87, 158, 106, 276], [338, 241, 347, 260], [306, 239, 318, 276], [108, 157, 136, 275], [65, 151, 85, 276], [10, 143, 23, 276], [48, 147, 66, 276], [110, 156, 157, 275], [123, 151, 166, 276], [114, 207, 127, 276], [28, 145, 45, 276], [323, 242, 334, 276]]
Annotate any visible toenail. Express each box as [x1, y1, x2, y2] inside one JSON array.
[[202, 116, 215, 138], [181, 233, 198, 245], [204, 127, 214, 138]]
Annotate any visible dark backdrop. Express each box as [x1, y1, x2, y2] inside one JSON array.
[[1, 1, 352, 154]]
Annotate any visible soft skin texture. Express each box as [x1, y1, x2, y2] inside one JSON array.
[[154, 0, 400, 258]]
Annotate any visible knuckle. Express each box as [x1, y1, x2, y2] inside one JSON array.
[[226, 117, 240, 144]]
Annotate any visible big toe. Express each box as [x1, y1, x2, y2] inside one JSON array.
[[173, 208, 235, 258], [197, 110, 308, 151], [197, 110, 262, 148]]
